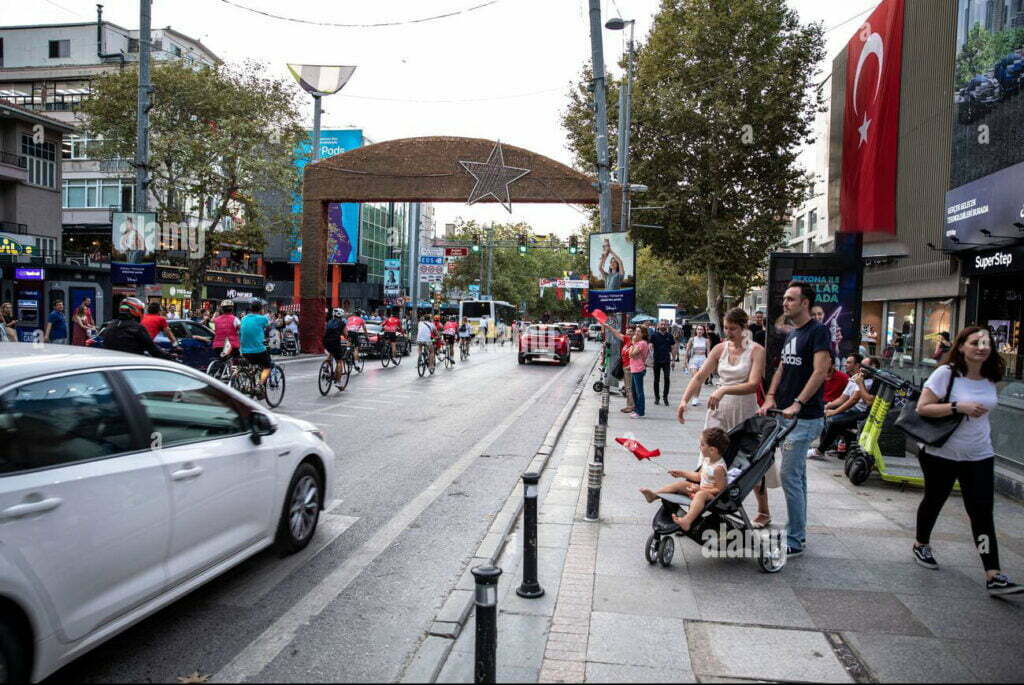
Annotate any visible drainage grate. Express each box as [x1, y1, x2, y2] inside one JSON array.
[[825, 632, 875, 683]]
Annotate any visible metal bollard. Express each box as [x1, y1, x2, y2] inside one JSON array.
[[584, 461, 602, 521], [516, 472, 545, 599], [472, 565, 502, 685], [593, 424, 607, 464], [598, 405, 608, 426]]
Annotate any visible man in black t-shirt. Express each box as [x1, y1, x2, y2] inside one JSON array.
[[759, 281, 831, 557], [748, 310, 767, 347]]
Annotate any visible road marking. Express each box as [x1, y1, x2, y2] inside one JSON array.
[[215, 515, 359, 609], [316, 413, 355, 419], [213, 361, 574, 682], [356, 398, 393, 404]]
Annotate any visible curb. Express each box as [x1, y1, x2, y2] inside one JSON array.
[[399, 355, 598, 684]]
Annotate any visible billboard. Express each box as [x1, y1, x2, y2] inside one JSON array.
[[587, 231, 636, 314], [289, 129, 363, 263], [384, 258, 401, 295], [112, 211, 156, 256], [945, 3, 1024, 249], [326, 202, 359, 264], [420, 248, 445, 283]]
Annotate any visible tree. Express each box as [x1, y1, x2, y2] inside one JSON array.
[[82, 60, 306, 305], [563, 0, 824, 326], [634, 246, 705, 316]]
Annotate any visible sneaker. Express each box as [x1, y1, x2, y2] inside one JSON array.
[[691, 398, 700, 406], [913, 544, 939, 570], [807, 448, 826, 461], [785, 545, 804, 558], [654, 398, 660, 405], [987, 573, 1024, 596], [630, 413, 641, 419]]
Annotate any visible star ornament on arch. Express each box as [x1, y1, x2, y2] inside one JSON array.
[[459, 142, 531, 213]]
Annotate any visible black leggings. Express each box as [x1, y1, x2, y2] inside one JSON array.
[[652, 361, 671, 400], [916, 451, 999, 571]]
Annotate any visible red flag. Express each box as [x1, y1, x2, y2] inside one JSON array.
[[615, 437, 661, 460], [592, 308, 607, 324], [839, 0, 904, 234]]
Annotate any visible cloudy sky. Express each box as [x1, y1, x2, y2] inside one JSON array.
[[13, 0, 878, 235]]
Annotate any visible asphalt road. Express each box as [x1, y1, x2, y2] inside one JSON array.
[[46, 340, 595, 683]]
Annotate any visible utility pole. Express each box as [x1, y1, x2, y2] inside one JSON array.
[[311, 95, 322, 162], [134, 0, 151, 213], [617, 21, 635, 233], [486, 223, 494, 298], [588, 0, 612, 234]]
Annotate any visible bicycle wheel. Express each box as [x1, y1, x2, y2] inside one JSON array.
[[207, 357, 225, 380], [337, 359, 351, 391], [318, 360, 333, 396], [265, 365, 286, 408], [444, 349, 454, 369], [417, 350, 427, 377], [381, 346, 391, 368]]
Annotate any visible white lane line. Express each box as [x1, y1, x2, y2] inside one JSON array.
[[356, 399, 393, 404], [213, 360, 574, 682], [316, 413, 355, 419], [216, 515, 359, 609]]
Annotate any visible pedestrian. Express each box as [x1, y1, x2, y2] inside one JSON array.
[[43, 300, 68, 344], [650, 320, 676, 405], [758, 281, 831, 557], [705, 323, 722, 387], [678, 307, 775, 527], [684, 325, 710, 405], [681, 320, 692, 347], [821, 358, 852, 405], [912, 326, 1022, 595], [628, 325, 651, 418], [749, 310, 767, 347], [71, 298, 96, 346], [1, 302, 18, 342], [603, 323, 635, 413]]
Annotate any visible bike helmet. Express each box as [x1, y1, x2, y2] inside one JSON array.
[[118, 296, 145, 320], [332, 308, 345, 318], [249, 298, 265, 312], [220, 299, 234, 309]]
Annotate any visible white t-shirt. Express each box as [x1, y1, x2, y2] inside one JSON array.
[[416, 320, 435, 344], [922, 365, 998, 461], [840, 378, 874, 413]]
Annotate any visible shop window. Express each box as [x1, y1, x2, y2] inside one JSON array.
[[884, 301, 916, 371], [920, 299, 956, 368]]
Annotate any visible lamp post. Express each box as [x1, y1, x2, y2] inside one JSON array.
[[606, 16, 635, 234], [587, 0, 613, 234]]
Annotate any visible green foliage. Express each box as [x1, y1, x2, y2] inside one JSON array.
[[955, 23, 1024, 86], [81, 59, 306, 299], [634, 246, 705, 316], [562, 0, 825, 323]]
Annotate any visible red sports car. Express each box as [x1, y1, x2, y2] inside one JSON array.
[[519, 324, 570, 366]]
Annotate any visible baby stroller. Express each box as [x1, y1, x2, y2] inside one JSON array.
[[644, 411, 796, 573], [281, 328, 299, 356]]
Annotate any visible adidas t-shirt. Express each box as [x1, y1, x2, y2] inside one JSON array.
[[775, 319, 831, 419]]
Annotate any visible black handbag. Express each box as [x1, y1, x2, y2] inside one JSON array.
[[895, 365, 963, 447]]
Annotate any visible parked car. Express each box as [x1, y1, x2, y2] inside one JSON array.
[[86, 319, 215, 372], [0, 343, 336, 682], [519, 324, 570, 366], [557, 322, 586, 351]]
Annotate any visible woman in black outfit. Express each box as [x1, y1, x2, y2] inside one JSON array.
[[913, 326, 1021, 596]]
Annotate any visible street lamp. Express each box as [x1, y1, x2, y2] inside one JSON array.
[[606, 16, 636, 234]]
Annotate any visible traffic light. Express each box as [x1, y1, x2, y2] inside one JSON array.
[[517, 234, 527, 254], [568, 235, 579, 254], [471, 233, 481, 253]]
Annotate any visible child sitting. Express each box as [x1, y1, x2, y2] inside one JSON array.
[[639, 427, 729, 532]]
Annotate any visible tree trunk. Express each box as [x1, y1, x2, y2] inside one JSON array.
[[706, 267, 722, 330]]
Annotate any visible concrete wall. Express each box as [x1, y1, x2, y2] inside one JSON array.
[[0, 24, 130, 69]]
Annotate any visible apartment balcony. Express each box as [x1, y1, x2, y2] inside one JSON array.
[[0, 150, 28, 183]]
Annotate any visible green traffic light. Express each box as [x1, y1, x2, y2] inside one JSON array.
[[471, 244, 480, 253], [518, 245, 527, 254]]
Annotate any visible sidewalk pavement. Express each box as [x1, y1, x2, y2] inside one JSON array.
[[435, 363, 1024, 683]]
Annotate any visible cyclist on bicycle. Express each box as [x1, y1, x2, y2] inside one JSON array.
[[346, 310, 368, 365], [382, 310, 403, 361], [458, 317, 473, 355], [442, 316, 458, 364], [102, 297, 175, 360], [416, 314, 437, 371], [211, 299, 241, 358], [240, 299, 272, 390], [323, 308, 349, 390]]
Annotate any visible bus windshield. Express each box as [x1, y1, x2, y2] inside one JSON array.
[[461, 301, 491, 319]]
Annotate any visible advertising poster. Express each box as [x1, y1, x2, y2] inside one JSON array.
[[384, 258, 401, 296], [766, 249, 863, 373], [112, 212, 156, 257], [326, 202, 359, 264], [111, 262, 156, 285], [587, 231, 636, 314], [289, 129, 364, 263]]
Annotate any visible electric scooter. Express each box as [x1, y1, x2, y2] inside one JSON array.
[[844, 365, 928, 488]]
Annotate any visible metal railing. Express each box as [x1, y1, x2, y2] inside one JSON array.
[[0, 221, 28, 234], [0, 150, 26, 168]]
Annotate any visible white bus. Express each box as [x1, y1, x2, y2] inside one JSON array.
[[459, 299, 517, 338]]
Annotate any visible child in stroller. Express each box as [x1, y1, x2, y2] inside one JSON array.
[[640, 427, 729, 533], [641, 411, 795, 573], [281, 328, 298, 356]]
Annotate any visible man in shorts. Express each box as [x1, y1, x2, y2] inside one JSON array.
[[416, 315, 437, 371], [347, 310, 368, 364], [240, 299, 272, 389], [442, 316, 459, 364], [323, 308, 349, 389], [382, 310, 403, 360]]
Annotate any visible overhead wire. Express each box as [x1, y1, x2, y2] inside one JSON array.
[[215, 0, 502, 28]]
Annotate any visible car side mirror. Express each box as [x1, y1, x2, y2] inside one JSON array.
[[250, 411, 276, 444]]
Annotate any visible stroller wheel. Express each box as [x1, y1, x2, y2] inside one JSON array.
[[644, 533, 659, 565], [657, 536, 674, 568], [757, 533, 786, 573]]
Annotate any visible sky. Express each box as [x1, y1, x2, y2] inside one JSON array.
[[11, 0, 879, 236]]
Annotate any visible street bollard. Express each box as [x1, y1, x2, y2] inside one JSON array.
[[584, 461, 602, 522], [593, 424, 607, 464], [598, 405, 608, 426], [472, 565, 502, 685], [516, 472, 545, 599]]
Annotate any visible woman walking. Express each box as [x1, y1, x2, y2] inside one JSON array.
[[684, 325, 711, 405], [913, 326, 1021, 595], [677, 308, 776, 527], [71, 299, 95, 346]]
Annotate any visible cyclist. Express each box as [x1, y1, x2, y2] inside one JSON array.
[[416, 314, 437, 372], [346, 310, 368, 365], [211, 299, 241, 358], [442, 316, 459, 364], [102, 297, 174, 359], [382, 310, 403, 361], [323, 308, 349, 390], [240, 299, 272, 392], [458, 316, 473, 356]]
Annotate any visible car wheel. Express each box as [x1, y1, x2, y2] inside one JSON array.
[[0, 618, 30, 685], [274, 462, 323, 555], [518, 354, 525, 365]]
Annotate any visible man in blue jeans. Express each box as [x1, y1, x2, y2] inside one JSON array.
[[759, 281, 831, 557]]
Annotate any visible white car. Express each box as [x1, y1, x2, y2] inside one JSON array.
[[0, 344, 336, 682], [588, 324, 603, 341]]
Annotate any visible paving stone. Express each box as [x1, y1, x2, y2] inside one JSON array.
[[859, 560, 982, 596], [539, 504, 577, 525], [592, 573, 700, 620], [536, 522, 573, 549], [545, 646, 587, 661], [399, 635, 454, 683], [779, 556, 888, 592], [585, 662, 694, 683], [689, 581, 816, 628], [685, 621, 852, 683], [945, 637, 1024, 683], [897, 592, 1024, 644], [843, 633, 976, 683], [586, 612, 689, 668], [794, 589, 933, 636]]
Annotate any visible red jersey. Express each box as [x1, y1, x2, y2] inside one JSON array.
[[383, 316, 401, 333], [443, 321, 458, 334], [347, 316, 366, 333], [823, 369, 850, 403], [141, 313, 167, 339]]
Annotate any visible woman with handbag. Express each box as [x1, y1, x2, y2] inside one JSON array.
[[912, 326, 1021, 596]]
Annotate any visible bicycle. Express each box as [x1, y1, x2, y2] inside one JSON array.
[[416, 344, 436, 377], [438, 341, 454, 369], [381, 338, 402, 368], [318, 351, 351, 395], [206, 353, 238, 382], [230, 358, 286, 408], [459, 337, 471, 361]]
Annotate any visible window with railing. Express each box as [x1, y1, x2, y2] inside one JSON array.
[[20, 134, 56, 188], [62, 135, 103, 160]]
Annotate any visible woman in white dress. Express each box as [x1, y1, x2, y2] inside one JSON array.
[[677, 308, 776, 528], [684, 325, 710, 405]]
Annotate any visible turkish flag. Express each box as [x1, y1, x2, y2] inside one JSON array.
[[839, 0, 904, 234]]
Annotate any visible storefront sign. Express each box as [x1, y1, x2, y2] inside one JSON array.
[[112, 262, 156, 285], [445, 247, 469, 257], [944, 159, 1024, 251], [962, 245, 1024, 277], [205, 270, 264, 288], [0, 237, 36, 256], [156, 265, 186, 283], [14, 267, 44, 280]]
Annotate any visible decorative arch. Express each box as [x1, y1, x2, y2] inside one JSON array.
[[299, 136, 621, 351]]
